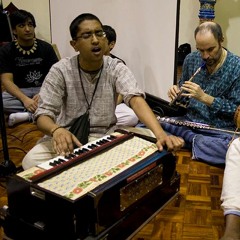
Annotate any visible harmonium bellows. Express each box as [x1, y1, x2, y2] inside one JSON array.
[[2, 130, 180, 240]]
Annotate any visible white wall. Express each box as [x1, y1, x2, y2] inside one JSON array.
[[178, 0, 199, 51], [49, 0, 179, 100], [215, 0, 240, 55], [179, 0, 240, 56]]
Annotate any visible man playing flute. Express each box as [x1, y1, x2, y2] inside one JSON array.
[[166, 21, 240, 164]]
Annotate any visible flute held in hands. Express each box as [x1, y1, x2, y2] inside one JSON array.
[[169, 62, 206, 107]]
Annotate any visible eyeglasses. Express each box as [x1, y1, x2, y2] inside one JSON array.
[[74, 30, 106, 40]]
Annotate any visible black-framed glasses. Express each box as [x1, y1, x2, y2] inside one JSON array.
[[74, 30, 106, 40]]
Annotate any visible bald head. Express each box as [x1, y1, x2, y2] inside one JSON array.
[[194, 22, 224, 43], [194, 22, 225, 68]]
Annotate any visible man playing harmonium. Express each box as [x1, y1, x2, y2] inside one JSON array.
[[22, 13, 184, 170], [165, 21, 240, 165]]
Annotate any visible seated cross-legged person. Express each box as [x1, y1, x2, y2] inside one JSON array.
[[115, 94, 139, 127], [165, 21, 240, 165], [0, 9, 59, 127], [103, 24, 139, 127]]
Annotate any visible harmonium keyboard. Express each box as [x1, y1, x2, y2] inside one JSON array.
[[2, 129, 180, 240]]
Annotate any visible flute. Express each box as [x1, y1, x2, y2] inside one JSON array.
[[169, 62, 206, 106], [158, 116, 240, 135]]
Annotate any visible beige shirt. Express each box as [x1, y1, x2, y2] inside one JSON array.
[[35, 55, 144, 138]]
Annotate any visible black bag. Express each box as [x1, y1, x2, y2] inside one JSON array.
[[177, 43, 191, 66], [69, 111, 89, 145]]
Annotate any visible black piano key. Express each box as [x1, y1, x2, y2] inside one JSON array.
[[49, 162, 56, 167], [107, 135, 117, 140], [49, 160, 60, 166], [87, 145, 94, 149], [82, 148, 89, 152], [97, 139, 107, 145], [58, 159, 66, 163], [74, 148, 89, 155], [96, 140, 105, 145], [88, 144, 98, 149], [65, 153, 76, 159], [49, 157, 67, 167], [75, 149, 83, 155]]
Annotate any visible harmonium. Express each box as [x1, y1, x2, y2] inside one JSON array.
[[1, 129, 180, 240]]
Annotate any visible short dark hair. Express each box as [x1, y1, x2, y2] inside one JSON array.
[[194, 22, 223, 42], [102, 25, 116, 44], [10, 9, 36, 29], [70, 13, 103, 40]]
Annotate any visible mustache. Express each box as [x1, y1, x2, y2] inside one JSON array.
[[203, 58, 214, 65]]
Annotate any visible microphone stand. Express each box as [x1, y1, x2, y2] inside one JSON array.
[[0, 83, 16, 177], [0, 8, 16, 177]]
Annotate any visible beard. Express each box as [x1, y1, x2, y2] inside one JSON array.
[[205, 58, 216, 66], [204, 48, 222, 67]]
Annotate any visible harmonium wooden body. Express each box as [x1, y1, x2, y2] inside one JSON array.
[[2, 130, 180, 240]]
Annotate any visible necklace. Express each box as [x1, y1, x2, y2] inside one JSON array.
[[15, 38, 37, 55]]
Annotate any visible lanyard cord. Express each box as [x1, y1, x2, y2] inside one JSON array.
[[77, 55, 103, 111]]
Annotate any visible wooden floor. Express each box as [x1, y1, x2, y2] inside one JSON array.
[[0, 122, 226, 239], [132, 150, 225, 240]]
